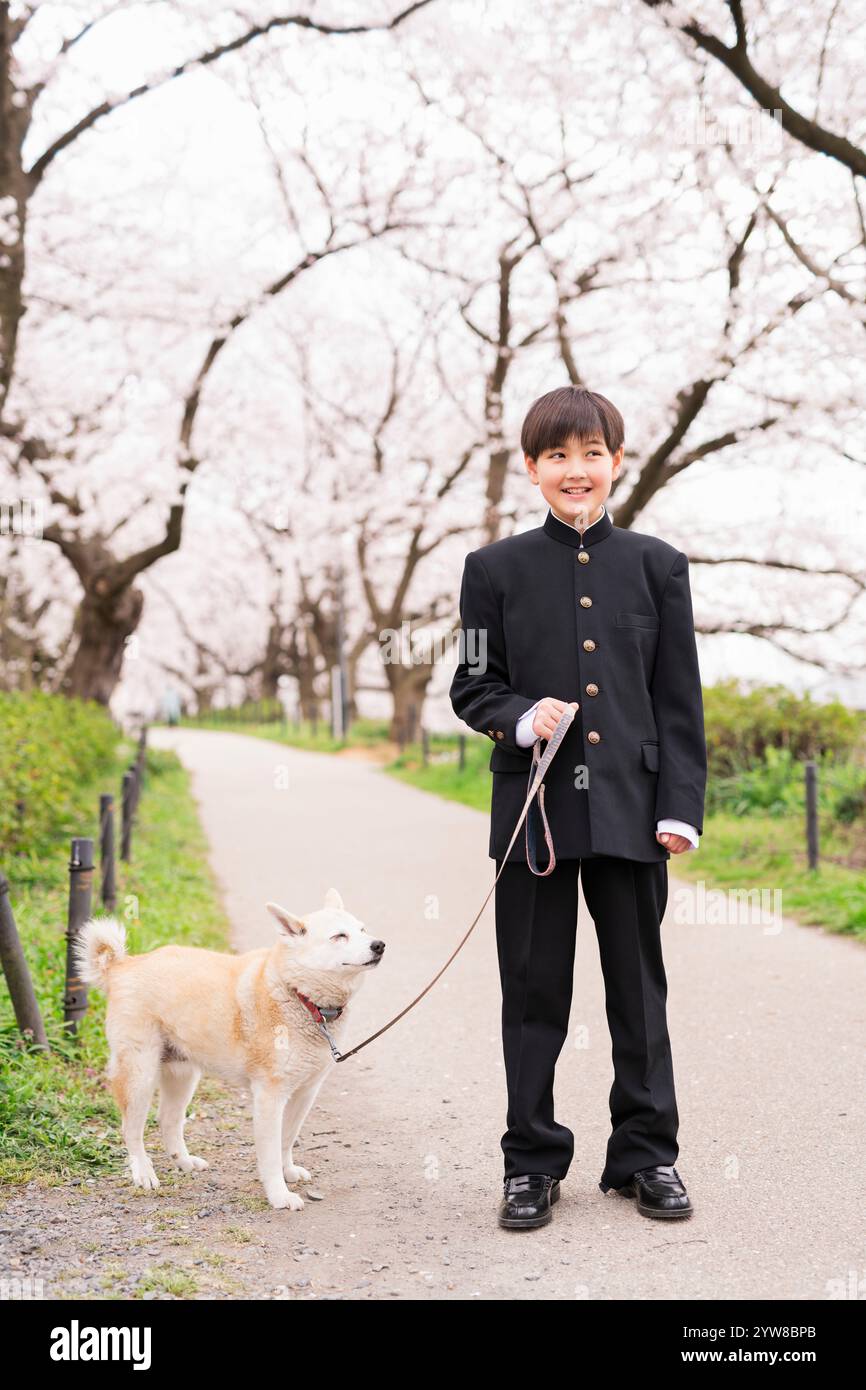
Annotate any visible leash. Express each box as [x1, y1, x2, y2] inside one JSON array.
[[331, 703, 577, 1063]]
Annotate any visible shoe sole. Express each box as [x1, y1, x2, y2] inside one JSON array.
[[497, 1182, 560, 1230]]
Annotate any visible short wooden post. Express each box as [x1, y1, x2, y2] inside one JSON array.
[[121, 771, 134, 861], [805, 761, 819, 870], [100, 793, 116, 911], [0, 874, 49, 1050], [135, 726, 147, 791], [64, 838, 94, 1036]]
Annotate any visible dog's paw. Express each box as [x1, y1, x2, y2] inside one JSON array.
[[283, 1162, 311, 1184], [130, 1156, 160, 1190], [266, 1186, 304, 1211], [176, 1154, 209, 1173]]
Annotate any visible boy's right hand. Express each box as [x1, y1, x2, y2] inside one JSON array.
[[532, 698, 579, 740]]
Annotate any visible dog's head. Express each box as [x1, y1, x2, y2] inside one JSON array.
[[265, 888, 385, 978]]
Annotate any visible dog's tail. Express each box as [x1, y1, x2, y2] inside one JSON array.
[[74, 915, 128, 989]]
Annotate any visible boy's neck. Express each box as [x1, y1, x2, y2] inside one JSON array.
[[549, 502, 607, 531]]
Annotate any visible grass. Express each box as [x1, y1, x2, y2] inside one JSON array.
[[134, 1263, 199, 1298], [387, 733, 493, 811], [659, 812, 866, 940], [0, 742, 232, 1185]]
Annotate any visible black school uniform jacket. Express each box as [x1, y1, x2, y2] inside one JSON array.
[[449, 507, 707, 863]]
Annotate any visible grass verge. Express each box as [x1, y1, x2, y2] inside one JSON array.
[[0, 744, 231, 1186]]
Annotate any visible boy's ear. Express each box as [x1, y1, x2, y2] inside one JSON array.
[[524, 453, 539, 482]]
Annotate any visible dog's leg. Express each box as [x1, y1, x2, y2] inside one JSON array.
[[251, 1081, 302, 1210], [158, 1062, 208, 1173], [281, 1071, 329, 1184], [112, 1046, 161, 1190]]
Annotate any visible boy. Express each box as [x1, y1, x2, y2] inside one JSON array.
[[449, 385, 707, 1229]]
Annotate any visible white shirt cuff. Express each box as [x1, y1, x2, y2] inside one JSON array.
[[515, 703, 540, 747], [656, 818, 699, 850]]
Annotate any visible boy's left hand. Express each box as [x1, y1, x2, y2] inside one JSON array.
[[656, 832, 691, 854]]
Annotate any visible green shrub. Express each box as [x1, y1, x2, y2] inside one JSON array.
[[0, 691, 119, 856], [703, 679, 864, 779], [706, 745, 866, 823]]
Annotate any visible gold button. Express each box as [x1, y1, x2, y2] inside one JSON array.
[[583, 638, 597, 652], [579, 596, 592, 608], [586, 683, 599, 696], [587, 730, 601, 744], [496, 731, 504, 739], [577, 551, 590, 564]]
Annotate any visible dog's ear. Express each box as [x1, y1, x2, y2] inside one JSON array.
[[266, 902, 306, 937], [323, 887, 344, 911]]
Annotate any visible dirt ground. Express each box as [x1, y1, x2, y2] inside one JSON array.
[[1, 1077, 481, 1301]]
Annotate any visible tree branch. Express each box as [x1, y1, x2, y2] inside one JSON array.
[[27, 2, 437, 187], [642, 0, 866, 178]]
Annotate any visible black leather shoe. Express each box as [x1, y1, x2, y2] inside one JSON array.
[[600, 1164, 692, 1219], [497, 1174, 560, 1229]]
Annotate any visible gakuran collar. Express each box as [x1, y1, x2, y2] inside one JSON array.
[[543, 506, 614, 550]]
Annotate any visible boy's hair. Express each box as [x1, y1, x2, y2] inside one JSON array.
[[521, 385, 624, 460]]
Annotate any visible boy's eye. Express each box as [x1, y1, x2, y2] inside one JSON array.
[[549, 448, 602, 458]]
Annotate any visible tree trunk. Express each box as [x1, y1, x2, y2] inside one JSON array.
[[61, 581, 144, 705], [386, 664, 435, 743], [0, 6, 30, 422]]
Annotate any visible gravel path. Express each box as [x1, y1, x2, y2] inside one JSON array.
[[4, 726, 864, 1301]]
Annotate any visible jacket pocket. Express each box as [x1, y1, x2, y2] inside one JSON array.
[[489, 745, 533, 772], [617, 611, 660, 629], [641, 740, 660, 772]]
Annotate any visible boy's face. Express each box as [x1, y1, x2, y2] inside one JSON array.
[[525, 432, 623, 528]]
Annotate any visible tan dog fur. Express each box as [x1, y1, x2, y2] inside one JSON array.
[[75, 888, 384, 1209]]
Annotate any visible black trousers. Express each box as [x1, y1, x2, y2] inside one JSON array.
[[494, 855, 678, 1188]]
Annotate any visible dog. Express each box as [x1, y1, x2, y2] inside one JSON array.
[[75, 888, 384, 1210]]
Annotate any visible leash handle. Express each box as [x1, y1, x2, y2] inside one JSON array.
[[334, 704, 577, 1062], [525, 740, 558, 876]]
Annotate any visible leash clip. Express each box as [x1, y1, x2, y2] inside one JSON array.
[[295, 989, 345, 1061], [316, 1019, 344, 1062]]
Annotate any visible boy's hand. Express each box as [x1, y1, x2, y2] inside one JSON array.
[[532, 698, 579, 740], [656, 831, 691, 854]]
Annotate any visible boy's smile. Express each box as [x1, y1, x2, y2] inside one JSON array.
[[525, 433, 624, 529]]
